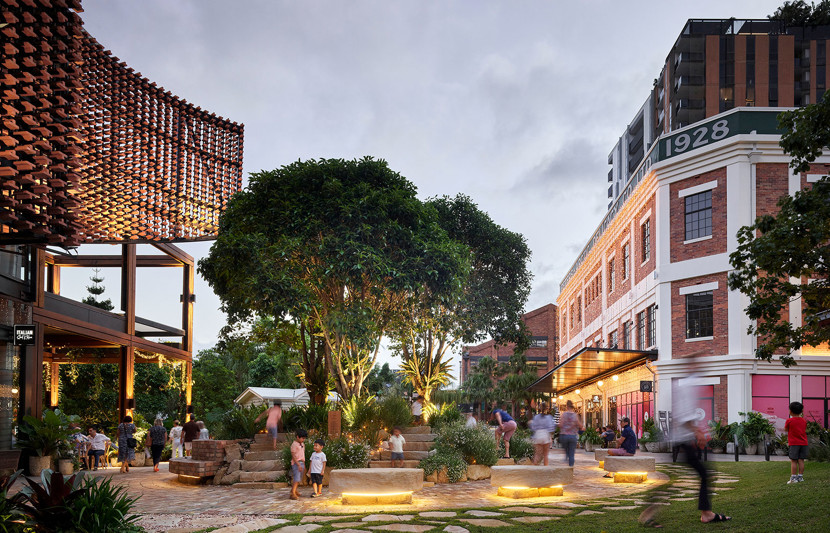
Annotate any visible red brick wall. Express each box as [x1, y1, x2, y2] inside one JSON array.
[[607, 230, 632, 307], [634, 195, 656, 285], [714, 376, 729, 423], [584, 262, 603, 325], [670, 168, 727, 263], [671, 273, 729, 358], [756, 163, 789, 218]]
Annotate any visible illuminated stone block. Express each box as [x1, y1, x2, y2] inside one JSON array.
[[538, 486, 564, 497], [594, 449, 610, 463], [599, 461, 604, 469], [603, 456, 656, 473], [329, 468, 423, 494], [490, 465, 573, 488], [342, 492, 413, 505], [497, 486, 564, 498], [613, 472, 648, 483]]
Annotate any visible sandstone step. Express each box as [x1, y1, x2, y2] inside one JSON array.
[[401, 426, 432, 434], [232, 482, 288, 490], [396, 433, 437, 442], [240, 460, 283, 472], [254, 433, 287, 443], [244, 451, 281, 461], [380, 450, 429, 460], [238, 470, 286, 483], [401, 441, 433, 451], [369, 460, 421, 468]]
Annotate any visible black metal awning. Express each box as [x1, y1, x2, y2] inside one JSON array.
[[527, 347, 658, 395]]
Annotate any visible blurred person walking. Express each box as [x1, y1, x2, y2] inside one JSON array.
[[558, 400, 583, 467]]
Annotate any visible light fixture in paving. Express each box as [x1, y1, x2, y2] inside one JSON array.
[[613, 472, 648, 483]]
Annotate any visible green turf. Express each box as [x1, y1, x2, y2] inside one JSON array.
[[192, 461, 830, 533]]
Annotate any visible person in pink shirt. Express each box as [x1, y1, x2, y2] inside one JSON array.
[[255, 401, 283, 450], [289, 429, 307, 500]]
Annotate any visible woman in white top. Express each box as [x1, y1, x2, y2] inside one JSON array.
[[196, 421, 209, 440]]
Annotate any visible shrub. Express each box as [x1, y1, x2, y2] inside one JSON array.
[[302, 403, 332, 434], [501, 429, 533, 460], [69, 476, 143, 532], [736, 411, 775, 446], [433, 423, 498, 466], [341, 396, 383, 444], [377, 396, 412, 431], [578, 427, 603, 445], [322, 436, 370, 469], [807, 426, 830, 462], [427, 403, 464, 432], [419, 450, 467, 482], [214, 404, 266, 440]]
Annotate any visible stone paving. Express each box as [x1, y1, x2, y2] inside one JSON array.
[[80, 448, 746, 532]]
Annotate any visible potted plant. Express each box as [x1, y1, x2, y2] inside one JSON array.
[[579, 427, 602, 452], [640, 418, 660, 452], [736, 411, 775, 454], [707, 419, 732, 454], [774, 433, 789, 456], [15, 409, 78, 476]]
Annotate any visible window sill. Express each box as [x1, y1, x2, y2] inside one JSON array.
[[685, 336, 713, 343], [640, 258, 650, 267], [683, 235, 713, 245]]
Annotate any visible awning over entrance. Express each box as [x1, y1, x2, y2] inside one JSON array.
[[528, 347, 658, 395]]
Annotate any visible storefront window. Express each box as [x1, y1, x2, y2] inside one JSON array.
[[751, 375, 790, 426], [803, 375, 829, 428], [615, 390, 653, 437]]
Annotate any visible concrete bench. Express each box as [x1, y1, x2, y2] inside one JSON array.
[[490, 465, 573, 498], [328, 468, 424, 504], [594, 449, 610, 467], [603, 456, 656, 483]]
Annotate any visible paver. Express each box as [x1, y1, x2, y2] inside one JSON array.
[[443, 527, 469, 533], [361, 515, 415, 522], [367, 525, 434, 532], [512, 516, 561, 523], [419, 512, 457, 518], [459, 519, 512, 528], [464, 510, 503, 517], [276, 526, 323, 533], [576, 510, 605, 516], [500, 507, 570, 515], [301, 516, 361, 523]]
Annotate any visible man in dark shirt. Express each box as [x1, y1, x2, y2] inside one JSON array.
[[182, 415, 200, 457], [604, 416, 638, 477]]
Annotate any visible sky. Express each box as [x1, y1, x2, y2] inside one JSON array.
[[62, 0, 784, 384]]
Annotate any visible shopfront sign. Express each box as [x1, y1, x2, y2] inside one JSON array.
[[13, 324, 35, 346]]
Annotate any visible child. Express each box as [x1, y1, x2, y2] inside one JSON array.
[[309, 439, 327, 497], [290, 429, 307, 499], [411, 396, 424, 425], [785, 401, 809, 484], [388, 426, 406, 468]]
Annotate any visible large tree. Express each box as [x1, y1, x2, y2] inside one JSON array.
[[199, 157, 468, 399], [728, 96, 830, 366], [391, 194, 532, 403]]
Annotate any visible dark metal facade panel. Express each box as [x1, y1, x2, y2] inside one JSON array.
[[528, 347, 658, 394], [0, 0, 244, 246]]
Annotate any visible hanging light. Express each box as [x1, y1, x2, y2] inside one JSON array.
[[612, 375, 619, 381]]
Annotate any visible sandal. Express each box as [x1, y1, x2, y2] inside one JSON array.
[[702, 513, 731, 523]]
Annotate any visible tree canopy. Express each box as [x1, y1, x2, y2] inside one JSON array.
[[770, 1, 830, 26], [391, 194, 532, 402], [198, 157, 468, 399], [728, 96, 830, 366]]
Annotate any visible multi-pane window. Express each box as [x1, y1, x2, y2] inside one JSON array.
[[608, 329, 618, 349], [685, 190, 713, 240], [608, 259, 615, 293], [637, 310, 646, 349], [686, 291, 714, 338], [641, 219, 651, 262], [622, 243, 630, 280], [647, 304, 656, 347], [623, 320, 633, 349]]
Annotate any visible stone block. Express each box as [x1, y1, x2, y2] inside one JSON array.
[[401, 426, 432, 434], [220, 471, 241, 485], [516, 458, 533, 465], [398, 434, 437, 442], [380, 450, 429, 460], [490, 465, 573, 488], [328, 410, 342, 437], [244, 451, 281, 461], [465, 464, 491, 480], [369, 460, 421, 469], [342, 492, 412, 505], [402, 441, 433, 451], [240, 459, 282, 472], [495, 458, 515, 466], [613, 472, 648, 483], [603, 456, 656, 473], [213, 466, 228, 485], [497, 486, 563, 498], [594, 449, 610, 462], [238, 471, 285, 482], [329, 467, 423, 495], [227, 460, 242, 474], [224, 445, 242, 462], [232, 482, 288, 490]]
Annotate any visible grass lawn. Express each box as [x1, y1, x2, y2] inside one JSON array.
[[197, 461, 830, 533]]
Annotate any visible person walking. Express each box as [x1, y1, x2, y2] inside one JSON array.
[[148, 418, 167, 472], [255, 402, 283, 450], [558, 400, 583, 467], [491, 407, 518, 459], [182, 415, 199, 456], [117, 415, 137, 474], [530, 408, 556, 465], [785, 401, 809, 484], [169, 420, 183, 459]]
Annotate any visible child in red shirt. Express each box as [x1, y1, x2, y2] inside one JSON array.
[[785, 401, 808, 484]]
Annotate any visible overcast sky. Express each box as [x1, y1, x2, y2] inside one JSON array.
[[65, 0, 783, 383]]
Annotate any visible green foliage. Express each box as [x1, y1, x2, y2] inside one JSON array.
[[774, 432, 790, 452], [770, 1, 830, 26], [735, 411, 776, 447], [213, 405, 267, 440], [427, 403, 464, 433], [199, 157, 469, 399], [500, 428, 533, 460], [340, 396, 383, 444], [364, 363, 402, 396], [418, 450, 467, 482], [806, 420, 825, 437], [808, 427, 830, 461], [433, 422, 499, 466], [133, 361, 187, 425], [729, 95, 830, 366], [191, 349, 239, 418], [16, 470, 86, 531], [59, 363, 119, 431], [708, 419, 733, 443], [0, 470, 26, 532], [16, 409, 79, 457], [281, 404, 331, 435], [321, 436, 370, 469], [68, 476, 143, 532], [579, 426, 603, 445], [81, 268, 114, 311], [376, 395, 412, 431]]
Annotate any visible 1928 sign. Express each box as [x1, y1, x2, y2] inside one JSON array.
[[13, 324, 35, 346]]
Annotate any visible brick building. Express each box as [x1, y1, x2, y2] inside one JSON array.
[[531, 107, 830, 436], [460, 303, 558, 383]]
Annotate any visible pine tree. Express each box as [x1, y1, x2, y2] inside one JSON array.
[[82, 268, 114, 311]]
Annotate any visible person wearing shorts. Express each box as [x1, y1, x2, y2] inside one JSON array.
[[309, 439, 326, 497], [290, 429, 307, 500], [255, 402, 283, 450], [387, 426, 406, 467], [491, 407, 518, 459], [785, 401, 809, 484]]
